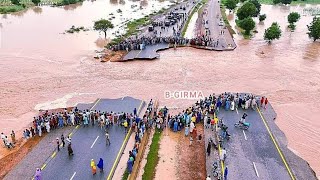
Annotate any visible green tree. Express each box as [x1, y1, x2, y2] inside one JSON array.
[[225, 0, 237, 12], [264, 22, 282, 43], [10, 0, 20, 5], [273, 0, 281, 4], [307, 16, 320, 42], [94, 19, 114, 38], [238, 17, 255, 35], [239, 0, 246, 2], [236, 2, 257, 20], [249, 0, 261, 17], [281, 0, 292, 4], [32, 0, 40, 5], [259, 14, 266, 22], [287, 12, 300, 30]]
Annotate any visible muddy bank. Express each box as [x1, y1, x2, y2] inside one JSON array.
[[155, 125, 206, 180], [0, 136, 44, 179]]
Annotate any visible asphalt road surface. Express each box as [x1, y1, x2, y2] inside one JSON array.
[[42, 97, 144, 180], [41, 125, 126, 180], [216, 107, 291, 180]]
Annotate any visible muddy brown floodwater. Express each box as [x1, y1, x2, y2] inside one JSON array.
[[0, 2, 319, 178]]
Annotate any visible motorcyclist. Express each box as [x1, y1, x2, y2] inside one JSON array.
[[239, 113, 248, 125], [240, 113, 248, 124]]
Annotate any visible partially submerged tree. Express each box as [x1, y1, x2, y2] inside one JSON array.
[[273, 0, 281, 4], [249, 0, 261, 17], [32, 0, 41, 5], [236, 2, 257, 20], [307, 16, 320, 42], [287, 12, 300, 30], [94, 19, 114, 39], [264, 22, 282, 43], [11, 0, 20, 5], [259, 14, 266, 22], [238, 17, 255, 35], [225, 0, 237, 12], [281, 0, 292, 5]]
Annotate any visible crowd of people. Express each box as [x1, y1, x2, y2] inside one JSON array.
[[1, 131, 16, 149], [162, 92, 268, 180], [125, 99, 155, 175]]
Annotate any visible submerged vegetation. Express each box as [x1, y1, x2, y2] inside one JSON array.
[[65, 25, 89, 33]]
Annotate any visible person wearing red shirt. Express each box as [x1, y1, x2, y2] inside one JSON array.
[[260, 96, 265, 108], [264, 98, 268, 109]]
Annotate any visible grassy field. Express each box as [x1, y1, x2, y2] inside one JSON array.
[[141, 129, 162, 180], [258, 0, 320, 4]]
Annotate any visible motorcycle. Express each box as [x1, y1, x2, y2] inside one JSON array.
[[234, 121, 250, 130]]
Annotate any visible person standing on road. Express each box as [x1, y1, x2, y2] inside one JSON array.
[[207, 141, 211, 156], [61, 134, 65, 148], [133, 108, 137, 117], [123, 120, 128, 134], [264, 98, 268, 109], [105, 131, 110, 145], [97, 158, 104, 172], [68, 142, 73, 156], [220, 148, 227, 162], [34, 168, 42, 180], [260, 96, 265, 108], [56, 138, 60, 151], [224, 166, 228, 180], [66, 136, 71, 144], [251, 97, 257, 109], [91, 159, 97, 175]]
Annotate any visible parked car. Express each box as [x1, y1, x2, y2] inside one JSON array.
[[148, 26, 154, 31], [218, 20, 224, 26], [165, 20, 171, 26], [170, 19, 177, 24], [167, 15, 174, 19]]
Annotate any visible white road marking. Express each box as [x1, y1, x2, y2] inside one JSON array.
[[242, 130, 247, 140], [70, 172, 76, 180], [90, 136, 99, 148], [236, 107, 239, 114], [253, 162, 259, 177]]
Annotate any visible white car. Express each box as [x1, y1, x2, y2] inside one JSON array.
[[218, 20, 224, 26]]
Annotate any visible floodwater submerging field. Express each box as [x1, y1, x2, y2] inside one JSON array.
[[0, 1, 320, 178]]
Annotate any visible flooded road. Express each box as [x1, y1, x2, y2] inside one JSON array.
[[0, 2, 320, 177]]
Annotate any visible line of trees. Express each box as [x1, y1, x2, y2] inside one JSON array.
[[273, 0, 292, 5], [10, 0, 40, 6], [233, 0, 319, 43]]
